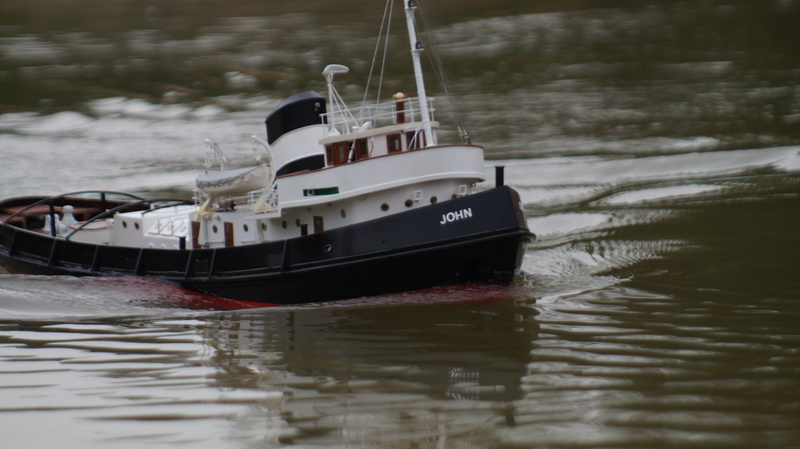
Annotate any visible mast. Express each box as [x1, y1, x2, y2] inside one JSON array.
[[404, 0, 436, 146]]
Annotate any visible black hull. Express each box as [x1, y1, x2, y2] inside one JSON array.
[[0, 186, 532, 304]]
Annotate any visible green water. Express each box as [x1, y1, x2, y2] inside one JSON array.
[[1, 0, 799, 447]]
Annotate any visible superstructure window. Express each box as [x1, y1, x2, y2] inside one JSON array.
[[354, 138, 369, 160], [387, 133, 402, 153], [325, 141, 350, 165], [406, 130, 426, 149]]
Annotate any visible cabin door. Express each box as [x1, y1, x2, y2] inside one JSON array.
[[313, 216, 324, 233]]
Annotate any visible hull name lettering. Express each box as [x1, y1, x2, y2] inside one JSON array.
[[440, 208, 473, 225]]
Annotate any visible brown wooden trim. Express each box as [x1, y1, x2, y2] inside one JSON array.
[[224, 222, 234, 247], [313, 216, 324, 233], [191, 220, 201, 249]]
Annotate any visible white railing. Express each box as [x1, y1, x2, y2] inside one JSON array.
[[321, 96, 435, 137], [247, 185, 279, 214], [194, 187, 278, 215]]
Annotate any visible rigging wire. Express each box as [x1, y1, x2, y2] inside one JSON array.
[[363, 0, 471, 143], [363, 0, 394, 109], [415, 0, 471, 143]]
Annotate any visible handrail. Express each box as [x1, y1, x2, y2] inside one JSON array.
[[63, 198, 192, 241], [320, 96, 435, 137], [2, 191, 145, 225]]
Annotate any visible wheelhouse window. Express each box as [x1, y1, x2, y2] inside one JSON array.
[[354, 138, 369, 160], [387, 133, 403, 153], [325, 141, 350, 166], [405, 129, 426, 150]]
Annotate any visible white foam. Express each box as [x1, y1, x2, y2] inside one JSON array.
[[602, 184, 723, 205]]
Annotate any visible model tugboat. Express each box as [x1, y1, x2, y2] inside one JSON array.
[[0, 1, 533, 305]]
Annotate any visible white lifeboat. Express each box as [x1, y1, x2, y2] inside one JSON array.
[[195, 164, 273, 197]]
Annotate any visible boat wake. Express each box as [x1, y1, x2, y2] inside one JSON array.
[[504, 144, 800, 300]]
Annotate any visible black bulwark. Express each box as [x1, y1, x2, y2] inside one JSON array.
[[0, 186, 532, 304]]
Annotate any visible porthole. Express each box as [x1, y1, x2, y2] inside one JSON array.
[[282, 220, 287, 229], [381, 203, 390, 212], [340, 209, 347, 218], [134, 222, 140, 230], [261, 222, 267, 231], [430, 196, 438, 204], [212, 225, 218, 233], [404, 199, 413, 208], [122, 221, 127, 228], [243, 224, 249, 232]]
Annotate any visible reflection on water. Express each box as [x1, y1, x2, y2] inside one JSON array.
[[202, 297, 536, 446], [0, 292, 538, 447], [2, 0, 800, 447], [2, 265, 799, 448]]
